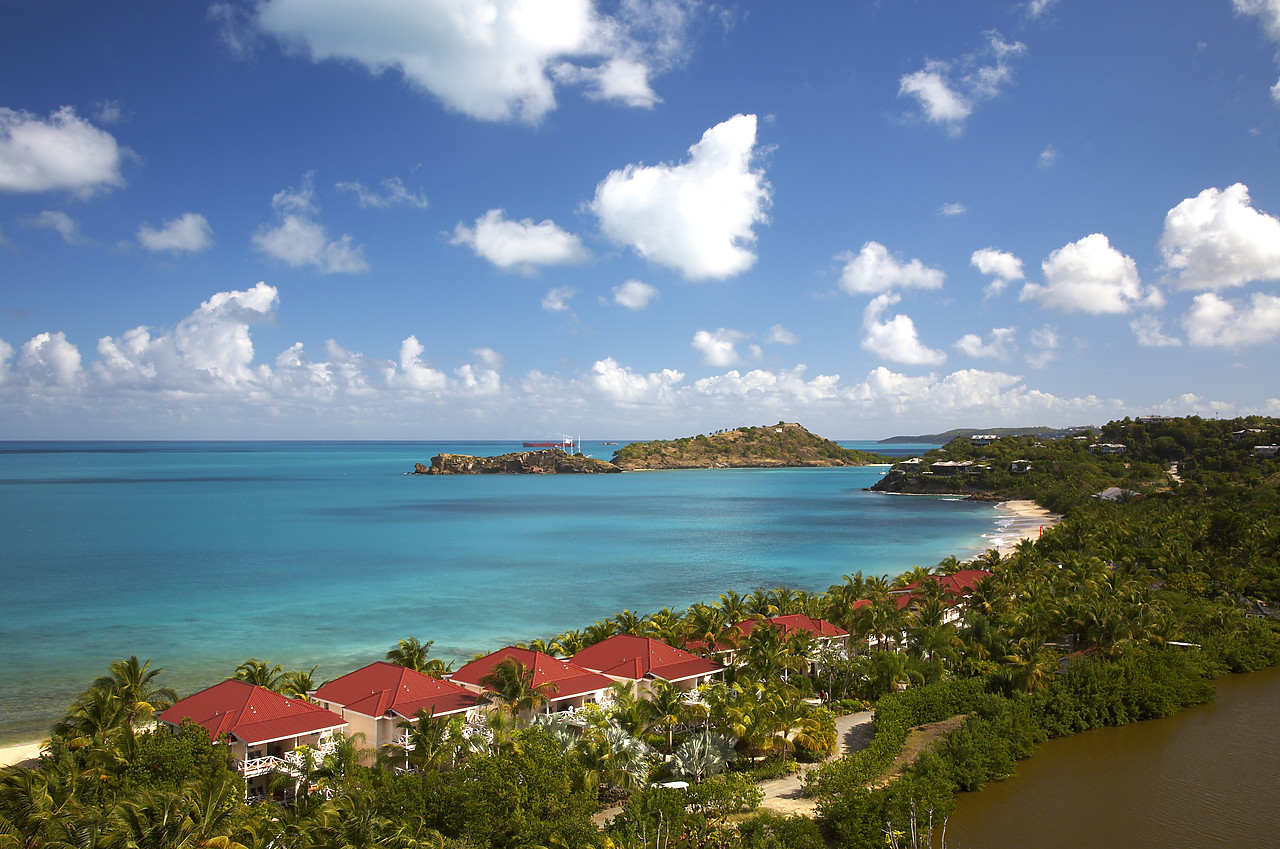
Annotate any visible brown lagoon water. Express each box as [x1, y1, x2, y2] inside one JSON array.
[[945, 666, 1280, 848]]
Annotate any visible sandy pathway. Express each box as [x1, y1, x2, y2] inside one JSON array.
[[754, 710, 874, 816]]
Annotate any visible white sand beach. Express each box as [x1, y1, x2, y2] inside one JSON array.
[[988, 500, 1061, 555], [0, 740, 44, 769]]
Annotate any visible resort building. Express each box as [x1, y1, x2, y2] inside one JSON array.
[[852, 569, 994, 647], [1255, 445, 1279, 458], [569, 634, 724, 696], [694, 614, 850, 674], [449, 647, 615, 721], [1090, 443, 1127, 455], [311, 661, 481, 752], [1093, 486, 1141, 502], [157, 679, 347, 799], [695, 614, 847, 656]]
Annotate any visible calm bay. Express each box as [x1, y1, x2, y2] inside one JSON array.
[[0, 439, 990, 744]]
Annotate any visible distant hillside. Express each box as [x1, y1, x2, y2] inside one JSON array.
[[878, 425, 1096, 444], [612, 422, 891, 470]]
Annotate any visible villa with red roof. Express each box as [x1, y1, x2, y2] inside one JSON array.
[[311, 661, 481, 752], [569, 634, 724, 696], [157, 679, 347, 798], [850, 569, 994, 648], [450, 647, 616, 719], [689, 614, 849, 670], [891, 569, 993, 624]]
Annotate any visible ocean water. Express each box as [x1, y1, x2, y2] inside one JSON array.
[[0, 440, 989, 744]]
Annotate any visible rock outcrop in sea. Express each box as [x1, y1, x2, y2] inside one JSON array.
[[413, 448, 622, 475]]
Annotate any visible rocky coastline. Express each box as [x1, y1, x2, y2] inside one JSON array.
[[412, 448, 622, 475]]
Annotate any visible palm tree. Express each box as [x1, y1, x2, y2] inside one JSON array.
[[0, 767, 78, 849], [1002, 636, 1059, 692], [740, 625, 803, 682], [582, 619, 617, 646], [867, 650, 907, 698], [278, 665, 319, 700], [612, 609, 649, 636], [90, 655, 177, 726], [574, 725, 652, 796], [647, 607, 686, 645], [382, 709, 460, 773], [478, 657, 559, 722], [715, 590, 750, 624], [385, 637, 451, 675], [641, 681, 689, 751], [770, 699, 835, 761], [604, 682, 647, 737], [53, 687, 129, 750], [552, 629, 585, 656], [232, 659, 284, 692], [746, 588, 778, 618]]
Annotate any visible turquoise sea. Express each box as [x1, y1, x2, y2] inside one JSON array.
[[0, 440, 996, 744]]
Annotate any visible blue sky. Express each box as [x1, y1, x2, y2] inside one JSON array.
[[3, 0, 1280, 440]]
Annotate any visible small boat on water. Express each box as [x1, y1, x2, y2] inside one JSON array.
[[522, 436, 580, 454]]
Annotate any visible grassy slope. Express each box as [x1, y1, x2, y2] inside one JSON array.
[[611, 422, 891, 470]]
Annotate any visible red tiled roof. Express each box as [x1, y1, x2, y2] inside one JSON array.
[[570, 635, 724, 682], [449, 647, 614, 701], [312, 661, 477, 719], [895, 569, 993, 604], [694, 614, 848, 652], [158, 679, 346, 746]]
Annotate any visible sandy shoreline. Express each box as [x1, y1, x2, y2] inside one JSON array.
[[988, 499, 1061, 555], [0, 740, 44, 769]]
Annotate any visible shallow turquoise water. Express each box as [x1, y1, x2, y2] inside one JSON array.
[[0, 440, 989, 743]]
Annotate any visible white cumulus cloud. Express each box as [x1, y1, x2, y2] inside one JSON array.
[[862, 293, 947, 366], [954, 327, 1016, 359], [23, 210, 91, 246], [591, 113, 770, 280], [386, 335, 448, 392], [899, 32, 1026, 135], [337, 177, 428, 209], [542, 286, 576, 312], [253, 174, 368, 274], [1233, 0, 1280, 100], [96, 282, 279, 389], [17, 331, 84, 387], [612, 279, 659, 310], [767, 324, 797, 345], [971, 247, 1024, 297], [1159, 184, 1280, 290], [590, 356, 683, 404], [253, 0, 695, 122], [1130, 315, 1182, 347], [1021, 233, 1158, 314], [692, 328, 748, 367], [452, 208, 588, 272], [0, 106, 126, 196], [138, 212, 213, 253], [1183, 291, 1280, 347], [838, 241, 945, 295]]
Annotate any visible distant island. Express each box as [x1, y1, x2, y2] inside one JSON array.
[[610, 422, 890, 470], [412, 422, 891, 474]]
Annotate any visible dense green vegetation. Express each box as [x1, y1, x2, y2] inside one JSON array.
[[4, 415, 1278, 848], [611, 421, 890, 469]]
